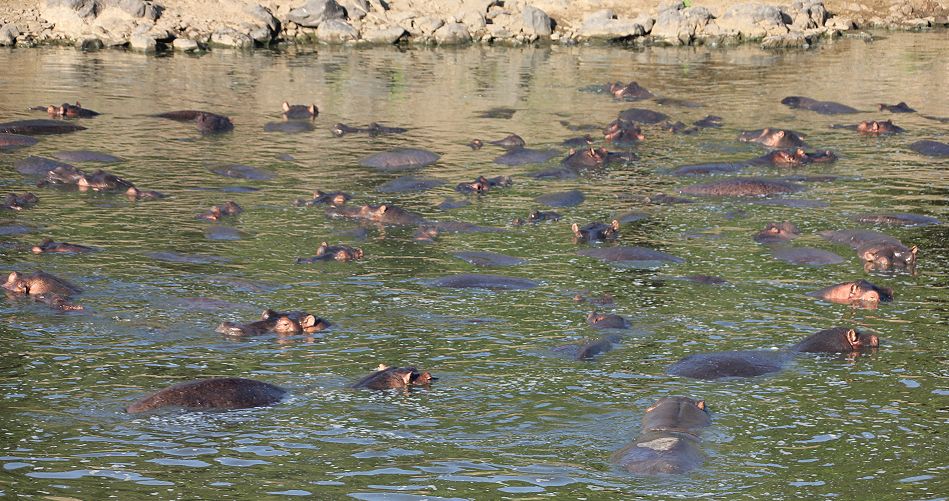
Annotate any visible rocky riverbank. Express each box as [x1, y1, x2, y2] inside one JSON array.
[[0, 0, 947, 51]]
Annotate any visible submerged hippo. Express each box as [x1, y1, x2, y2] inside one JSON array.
[[667, 327, 880, 380], [680, 178, 804, 197], [536, 189, 584, 208], [282, 101, 318, 119], [818, 229, 902, 249], [858, 242, 918, 272], [293, 190, 352, 207], [430, 273, 538, 290], [587, 311, 630, 329], [572, 220, 620, 243], [878, 102, 915, 113], [38, 165, 159, 199], [126, 378, 287, 413], [53, 150, 123, 164], [153, 110, 211, 121], [297, 242, 364, 263], [831, 120, 904, 135], [771, 246, 845, 266], [751, 148, 837, 167], [452, 251, 525, 267], [455, 175, 512, 194], [579, 246, 684, 265], [0, 133, 39, 151], [353, 365, 436, 390], [753, 221, 800, 244], [216, 309, 330, 337], [618, 108, 669, 124], [333, 122, 408, 137], [360, 148, 439, 170], [781, 96, 859, 115], [3, 270, 82, 311], [2, 192, 38, 211], [512, 210, 561, 225], [328, 203, 427, 226], [493, 147, 559, 166], [196, 112, 234, 134], [555, 333, 622, 360], [604, 119, 645, 145], [908, 140, 949, 157], [852, 213, 940, 227], [608, 81, 654, 100], [197, 201, 243, 221], [612, 396, 710, 475], [0, 119, 87, 135], [808, 279, 893, 307], [738, 128, 806, 149], [31, 239, 97, 254]]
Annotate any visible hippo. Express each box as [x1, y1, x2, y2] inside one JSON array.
[[360, 148, 440, 170], [852, 213, 940, 227], [608, 81, 654, 101], [0, 119, 87, 135], [31, 239, 97, 254], [153, 110, 211, 121], [771, 247, 845, 266], [512, 210, 561, 226], [587, 311, 630, 329], [908, 140, 949, 157], [818, 229, 902, 249], [216, 309, 330, 337], [430, 273, 538, 290], [663, 121, 699, 135], [604, 119, 645, 144], [738, 128, 806, 149], [536, 189, 584, 208], [297, 242, 364, 263], [53, 102, 100, 118], [353, 365, 436, 390], [2, 192, 38, 211], [667, 327, 880, 380], [378, 176, 445, 194], [15, 156, 76, 176], [493, 147, 559, 166], [563, 148, 608, 169], [195, 112, 234, 134], [612, 396, 710, 475], [643, 193, 694, 205], [38, 165, 139, 194], [282, 101, 318, 119], [573, 291, 615, 306], [413, 222, 504, 243], [209, 164, 274, 181], [475, 107, 517, 119], [197, 201, 242, 221], [578, 246, 684, 265], [652, 97, 704, 108], [470, 134, 526, 150], [455, 175, 512, 194], [327, 204, 427, 226], [751, 148, 837, 167], [333, 122, 408, 137], [858, 242, 918, 272], [437, 198, 470, 210], [126, 378, 287, 414], [753, 221, 800, 244], [694, 115, 723, 128], [264, 121, 314, 133], [452, 251, 524, 267], [618, 108, 669, 124], [555, 333, 622, 360], [856, 120, 904, 135], [682, 275, 728, 285], [53, 150, 123, 164], [3, 270, 80, 296], [781, 96, 859, 114], [807, 280, 893, 307], [679, 178, 804, 197], [572, 220, 620, 243], [293, 190, 352, 207], [878, 102, 915, 113], [669, 162, 746, 176], [0, 133, 39, 151]]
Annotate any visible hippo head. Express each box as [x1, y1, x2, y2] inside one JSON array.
[[642, 396, 710, 432], [795, 327, 880, 353], [849, 280, 894, 303], [468, 139, 484, 150]]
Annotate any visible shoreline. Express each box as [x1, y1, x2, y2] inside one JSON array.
[[1, 0, 947, 52]]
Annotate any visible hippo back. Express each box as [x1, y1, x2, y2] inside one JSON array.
[[126, 377, 286, 413]]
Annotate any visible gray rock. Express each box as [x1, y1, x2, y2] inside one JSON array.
[[317, 19, 358, 42], [413, 16, 444, 35], [129, 33, 157, 51], [288, 0, 346, 28], [786, 0, 827, 30], [249, 26, 272, 42], [434, 22, 471, 44], [716, 3, 788, 39], [651, 4, 714, 45], [580, 10, 649, 39], [111, 0, 160, 21], [825, 16, 853, 30], [76, 36, 103, 50], [0, 24, 17, 46], [362, 26, 405, 43], [211, 29, 254, 48], [46, 0, 100, 20], [339, 0, 370, 20], [173, 37, 200, 51], [245, 4, 278, 31], [522, 5, 551, 36], [761, 32, 810, 48]]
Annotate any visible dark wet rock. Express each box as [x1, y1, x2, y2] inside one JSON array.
[[360, 148, 440, 170], [475, 107, 517, 119], [0, 133, 39, 151], [908, 140, 949, 157], [753, 221, 800, 244], [52, 150, 122, 163], [437, 198, 470, 210], [353, 365, 436, 390], [126, 378, 287, 413], [618, 108, 669, 124], [818, 229, 901, 249], [669, 162, 746, 176], [264, 121, 315, 133], [145, 251, 230, 264], [429, 273, 538, 290], [667, 350, 790, 380], [578, 246, 684, 264], [781, 96, 859, 115], [612, 396, 710, 475], [807, 279, 893, 307], [209, 164, 275, 181], [378, 176, 445, 193], [771, 246, 845, 266], [204, 226, 244, 241], [493, 148, 559, 166], [452, 251, 525, 267], [679, 178, 804, 197], [536, 189, 584, 208], [878, 102, 915, 113], [0, 119, 87, 135], [738, 128, 807, 149], [852, 213, 940, 227]]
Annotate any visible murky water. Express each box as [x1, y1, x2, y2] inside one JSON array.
[[1, 32, 947, 499]]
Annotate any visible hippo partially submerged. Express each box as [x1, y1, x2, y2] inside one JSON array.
[[2, 192, 38, 211], [807, 280, 893, 308], [0, 119, 87, 135], [0, 133, 39, 151], [3, 270, 82, 311], [781, 96, 859, 114], [738, 128, 806, 149], [612, 396, 710, 475], [31, 239, 97, 254], [353, 365, 436, 390], [126, 378, 287, 413], [430, 273, 538, 290], [679, 178, 804, 197], [282, 101, 318, 119], [327, 203, 427, 226], [333, 122, 408, 137], [572, 220, 620, 243], [360, 148, 439, 170], [297, 242, 364, 263], [216, 309, 331, 337]]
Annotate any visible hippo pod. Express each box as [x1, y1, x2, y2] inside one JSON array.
[[197, 201, 242, 221], [282, 101, 318, 119], [297, 242, 363, 263], [2, 192, 38, 211], [808, 280, 893, 308], [352, 364, 436, 390], [738, 128, 806, 149], [781, 96, 859, 115], [667, 327, 880, 380], [216, 308, 331, 337], [572, 220, 620, 243], [455, 175, 512, 194], [293, 190, 352, 207], [612, 396, 710, 475], [126, 378, 287, 414], [3, 270, 82, 311]]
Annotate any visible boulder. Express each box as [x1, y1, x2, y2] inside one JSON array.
[[211, 29, 254, 48], [362, 26, 405, 43], [579, 10, 650, 39], [0, 23, 17, 46], [786, 0, 827, 30], [129, 33, 156, 51], [434, 22, 471, 44], [761, 32, 809, 48], [288, 0, 346, 28], [338, 0, 370, 20], [716, 4, 788, 39], [316, 19, 358, 42], [173, 37, 200, 51], [651, 3, 714, 45], [75, 36, 103, 49], [112, 0, 161, 21], [245, 4, 278, 32], [412, 16, 444, 35], [522, 5, 552, 36]]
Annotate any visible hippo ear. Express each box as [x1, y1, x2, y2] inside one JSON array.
[[910, 245, 919, 256], [846, 328, 859, 346], [301, 315, 317, 328], [611, 220, 620, 231], [308, 104, 317, 115], [282, 101, 290, 112], [776, 131, 785, 138], [375, 363, 388, 371], [695, 400, 706, 411], [378, 204, 388, 213], [645, 403, 658, 413], [262, 309, 277, 320], [571, 223, 580, 235], [401, 370, 414, 385], [849, 282, 859, 297]]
